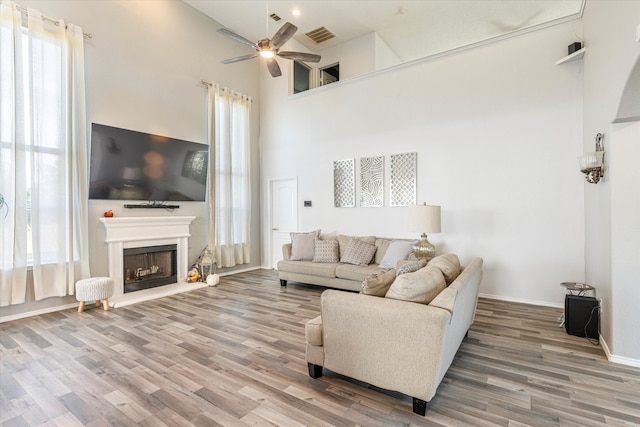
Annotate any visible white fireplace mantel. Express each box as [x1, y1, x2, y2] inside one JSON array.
[[99, 216, 207, 307]]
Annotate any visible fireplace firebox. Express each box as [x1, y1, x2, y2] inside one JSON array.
[[123, 244, 177, 293]]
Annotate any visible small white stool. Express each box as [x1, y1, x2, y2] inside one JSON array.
[[76, 277, 114, 312]]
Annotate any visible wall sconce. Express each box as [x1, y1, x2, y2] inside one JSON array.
[[578, 133, 605, 184]]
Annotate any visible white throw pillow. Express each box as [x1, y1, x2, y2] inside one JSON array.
[[379, 240, 414, 269], [290, 230, 320, 261]]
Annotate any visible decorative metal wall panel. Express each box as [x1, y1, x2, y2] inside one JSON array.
[[333, 159, 355, 207], [389, 152, 417, 207], [360, 156, 384, 207]]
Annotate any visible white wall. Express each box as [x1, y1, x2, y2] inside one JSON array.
[[261, 21, 585, 306], [2, 0, 260, 319], [610, 122, 640, 363], [582, 0, 640, 363]]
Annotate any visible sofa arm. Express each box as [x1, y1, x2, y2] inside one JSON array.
[[282, 243, 292, 260], [320, 290, 452, 402]]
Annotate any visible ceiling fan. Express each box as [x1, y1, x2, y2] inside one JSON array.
[[218, 22, 321, 78]]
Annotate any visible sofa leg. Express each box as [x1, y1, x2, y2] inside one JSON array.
[[307, 363, 323, 379], [412, 398, 428, 416], [280, 279, 287, 287], [465, 329, 469, 338]]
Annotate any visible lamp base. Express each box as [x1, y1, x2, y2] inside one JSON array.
[[413, 233, 436, 261]]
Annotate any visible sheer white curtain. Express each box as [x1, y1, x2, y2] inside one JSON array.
[[0, 1, 90, 306], [206, 83, 252, 268]]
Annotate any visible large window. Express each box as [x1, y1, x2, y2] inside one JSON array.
[[206, 83, 252, 268], [0, 2, 90, 305]]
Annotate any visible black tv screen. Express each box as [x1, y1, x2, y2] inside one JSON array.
[[89, 123, 209, 201]]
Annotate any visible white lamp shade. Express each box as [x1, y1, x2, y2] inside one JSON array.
[[409, 204, 441, 233]]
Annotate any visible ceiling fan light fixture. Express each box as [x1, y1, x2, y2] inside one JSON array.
[[260, 49, 275, 58]]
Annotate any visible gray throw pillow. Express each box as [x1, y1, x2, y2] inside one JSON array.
[[379, 240, 414, 269]]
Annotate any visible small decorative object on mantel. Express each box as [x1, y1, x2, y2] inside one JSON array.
[[103, 210, 114, 217], [409, 203, 441, 261], [578, 133, 605, 184]]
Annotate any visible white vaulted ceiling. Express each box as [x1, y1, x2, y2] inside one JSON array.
[[184, 0, 584, 63]]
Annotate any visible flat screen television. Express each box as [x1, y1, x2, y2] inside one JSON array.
[[89, 123, 209, 201]]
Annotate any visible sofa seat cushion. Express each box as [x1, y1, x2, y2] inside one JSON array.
[[385, 265, 446, 304], [335, 263, 382, 282], [305, 315, 323, 346], [277, 260, 339, 278]]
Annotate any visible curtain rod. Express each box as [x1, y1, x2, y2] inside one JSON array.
[[201, 80, 253, 102], [15, 4, 92, 38]]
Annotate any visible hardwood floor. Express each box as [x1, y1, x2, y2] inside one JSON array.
[[2, 269, 639, 426]]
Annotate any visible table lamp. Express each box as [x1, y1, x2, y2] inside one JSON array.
[[409, 203, 441, 260]]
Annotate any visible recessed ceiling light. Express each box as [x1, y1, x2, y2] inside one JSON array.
[[292, 8, 301, 16]]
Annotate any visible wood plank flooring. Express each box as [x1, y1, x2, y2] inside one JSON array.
[[1, 269, 639, 426]]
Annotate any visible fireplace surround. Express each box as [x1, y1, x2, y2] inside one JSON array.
[[99, 216, 207, 307]]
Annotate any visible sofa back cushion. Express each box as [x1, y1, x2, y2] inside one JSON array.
[[385, 265, 446, 304], [428, 253, 461, 285]]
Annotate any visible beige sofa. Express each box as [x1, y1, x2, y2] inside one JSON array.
[[277, 234, 410, 291], [304, 257, 484, 416]]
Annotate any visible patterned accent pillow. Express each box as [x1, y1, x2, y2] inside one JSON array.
[[290, 230, 320, 261], [341, 238, 377, 266], [361, 269, 397, 296], [312, 239, 339, 263], [396, 259, 427, 276]]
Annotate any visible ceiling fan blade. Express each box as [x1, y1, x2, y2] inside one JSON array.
[[271, 22, 298, 50], [217, 28, 257, 49], [277, 51, 321, 63], [221, 53, 259, 64], [265, 58, 282, 77]]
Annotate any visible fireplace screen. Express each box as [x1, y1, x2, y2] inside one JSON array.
[[123, 244, 177, 293]]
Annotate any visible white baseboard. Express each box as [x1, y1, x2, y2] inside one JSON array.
[[478, 293, 564, 309], [599, 336, 640, 368], [0, 302, 79, 323], [219, 266, 263, 276]]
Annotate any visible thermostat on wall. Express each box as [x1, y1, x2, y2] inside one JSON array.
[[304, 201, 312, 207]]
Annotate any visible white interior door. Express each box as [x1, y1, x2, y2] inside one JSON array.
[[270, 178, 298, 269]]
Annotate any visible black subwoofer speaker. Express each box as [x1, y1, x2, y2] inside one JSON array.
[[565, 295, 599, 339]]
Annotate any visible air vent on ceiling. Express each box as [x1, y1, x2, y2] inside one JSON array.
[[305, 27, 335, 44], [269, 13, 281, 22]]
